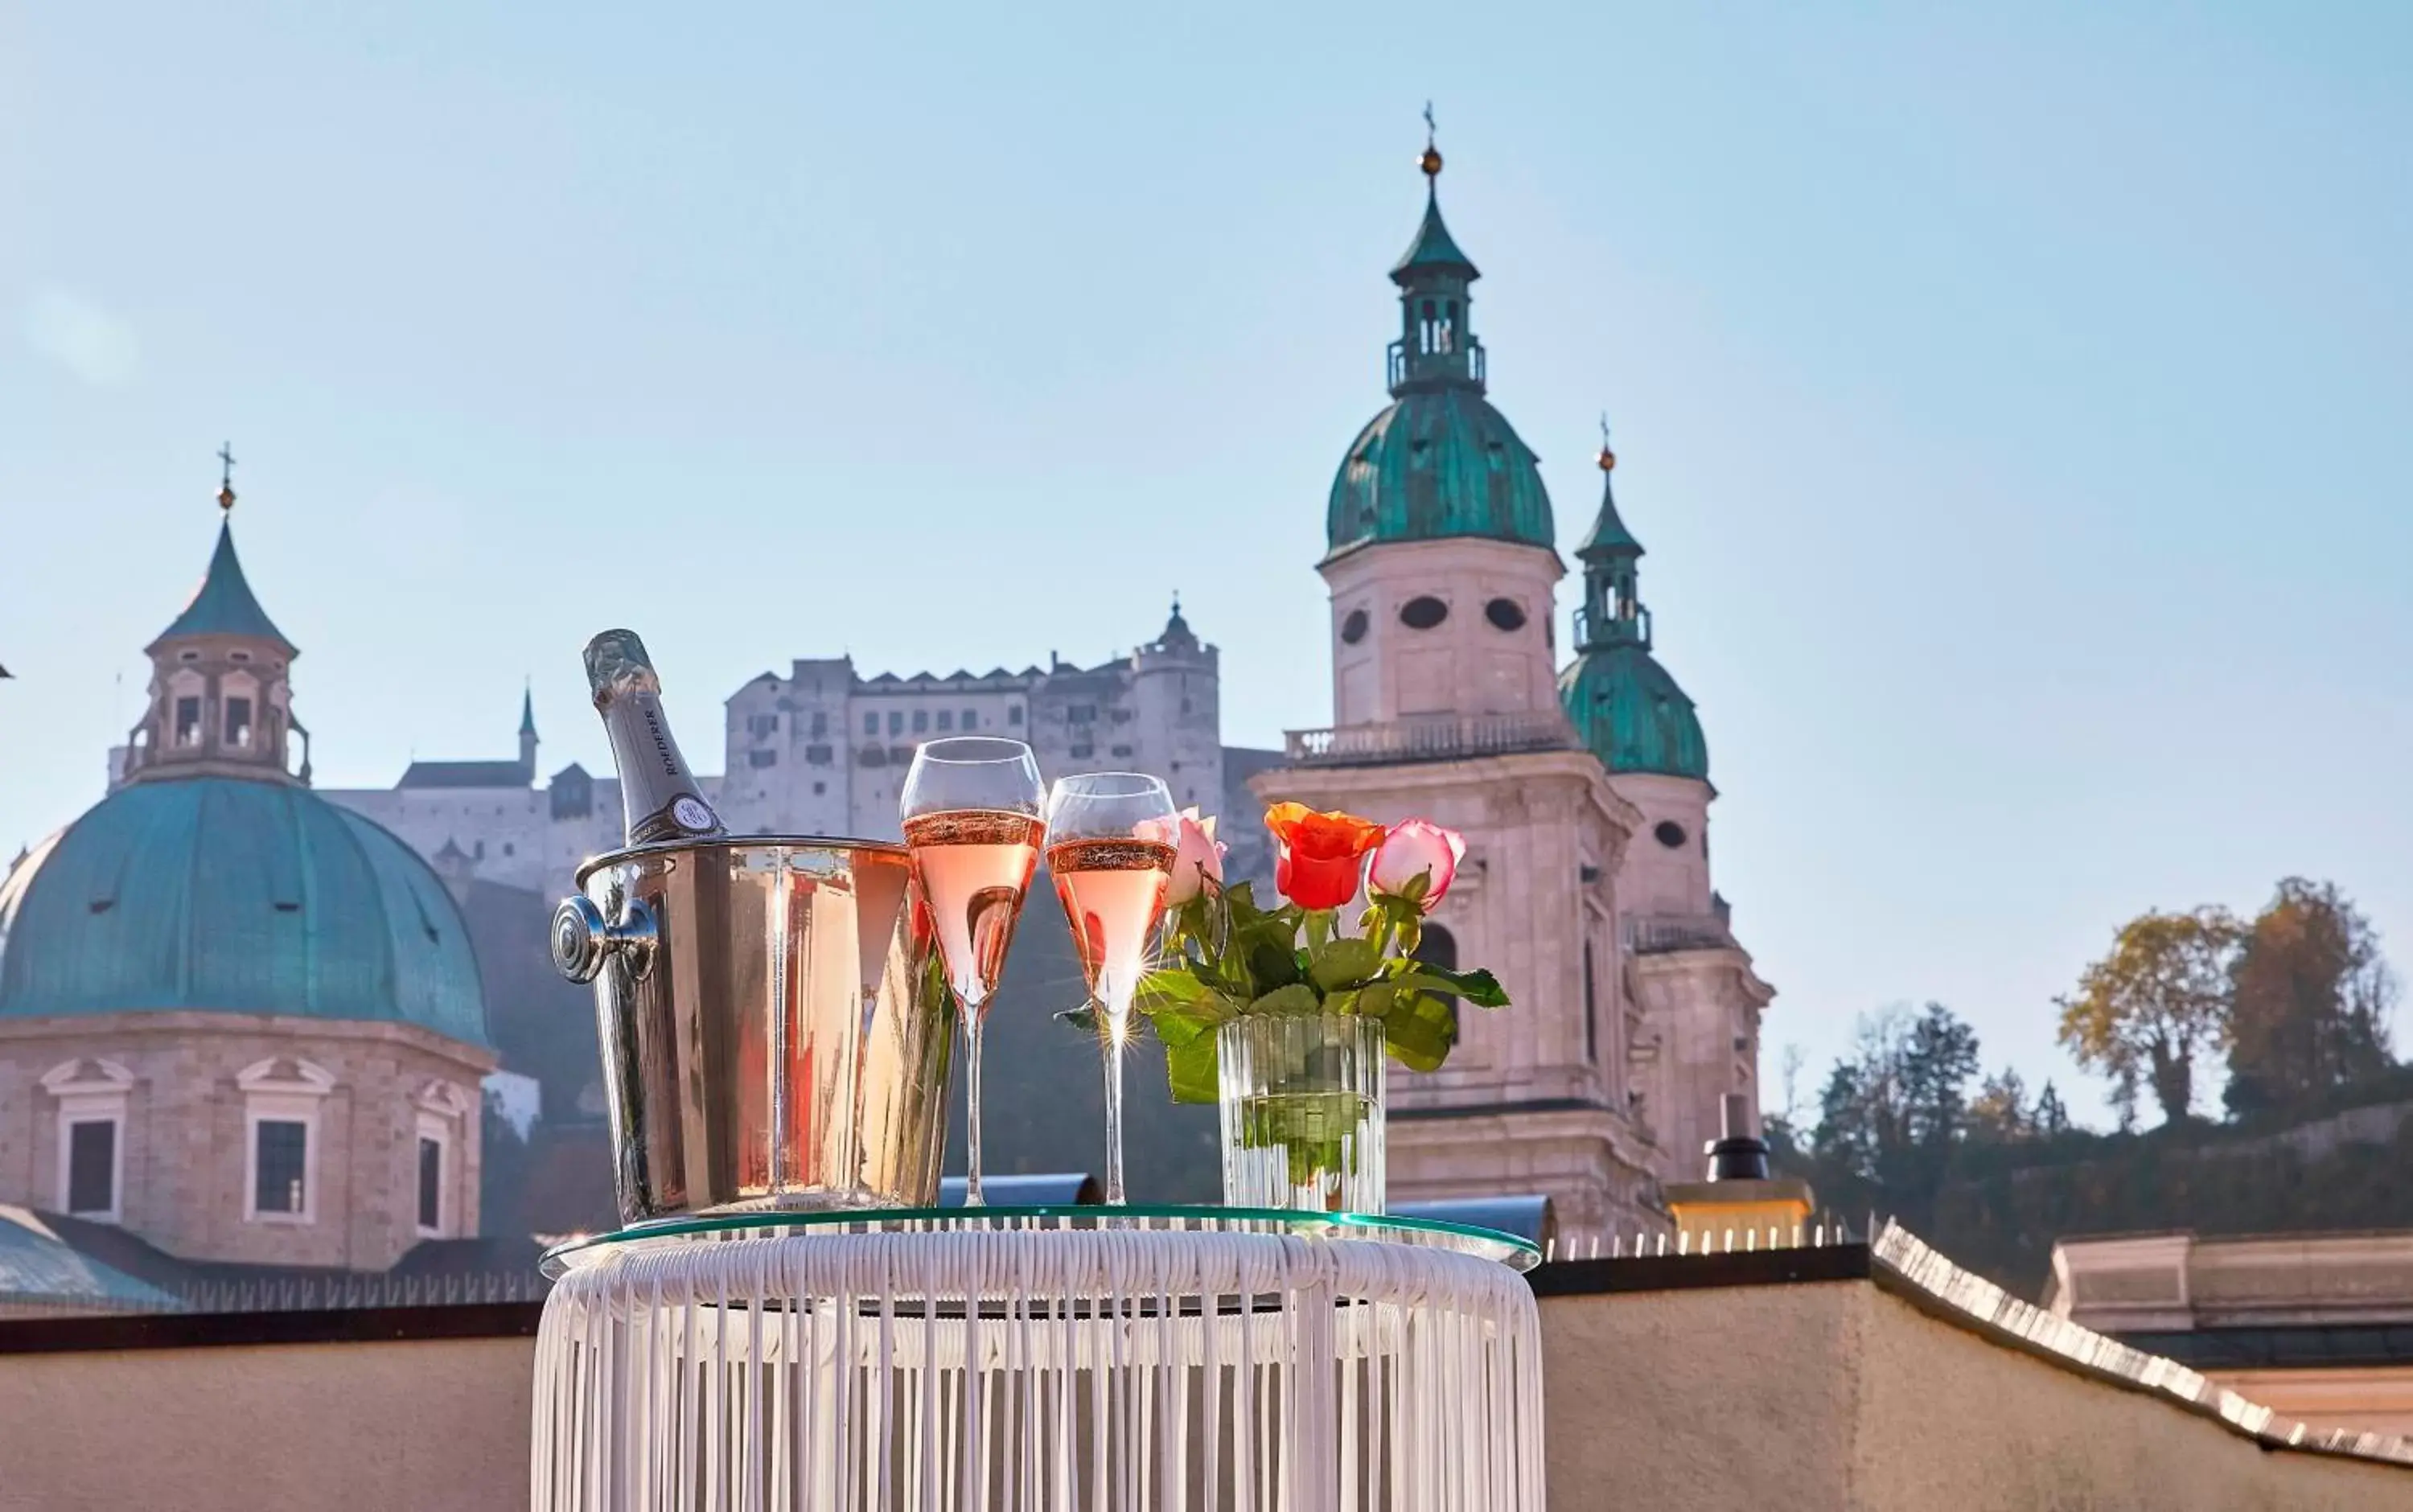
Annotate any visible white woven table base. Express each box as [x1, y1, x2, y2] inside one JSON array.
[[532, 1228, 1544, 1512]]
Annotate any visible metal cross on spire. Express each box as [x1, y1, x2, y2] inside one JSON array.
[[1423, 101, 1437, 146], [216, 442, 238, 512], [1597, 413, 1617, 470]]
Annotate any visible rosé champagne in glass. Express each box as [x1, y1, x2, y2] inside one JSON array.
[[1044, 772, 1178, 1206], [901, 738, 1045, 1206]]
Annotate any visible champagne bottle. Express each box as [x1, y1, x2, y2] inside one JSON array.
[[582, 629, 726, 845]]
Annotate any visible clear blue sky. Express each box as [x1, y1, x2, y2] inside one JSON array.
[[3, 3, 2407, 1126]]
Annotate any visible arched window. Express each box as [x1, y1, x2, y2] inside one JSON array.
[[1414, 923, 1458, 973]]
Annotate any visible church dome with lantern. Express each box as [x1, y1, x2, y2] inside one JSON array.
[[0, 464, 492, 1276], [0, 507, 486, 1045], [1324, 143, 1555, 561]]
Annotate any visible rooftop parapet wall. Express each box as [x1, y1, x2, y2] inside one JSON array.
[[3, 1226, 2411, 1511]]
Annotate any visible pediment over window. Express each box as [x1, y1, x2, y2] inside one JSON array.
[[236, 1057, 335, 1095], [41, 1058, 134, 1095]]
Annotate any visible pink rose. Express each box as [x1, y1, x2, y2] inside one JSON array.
[[1367, 820, 1465, 911], [1165, 807, 1225, 906]]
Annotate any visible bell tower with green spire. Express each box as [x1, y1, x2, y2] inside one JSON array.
[[1560, 426, 1705, 782], [1317, 120, 1564, 726]]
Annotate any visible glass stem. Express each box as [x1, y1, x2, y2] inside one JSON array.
[[1101, 991, 1128, 1206], [963, 1002, 986, 1207]]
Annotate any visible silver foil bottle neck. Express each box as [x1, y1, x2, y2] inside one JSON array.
[[584, 629, 662, 707]]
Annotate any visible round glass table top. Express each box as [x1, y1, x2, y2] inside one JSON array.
[[541, 1203, 1541, 1279]]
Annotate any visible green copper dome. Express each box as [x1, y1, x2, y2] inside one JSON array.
[[1326, 389, 1555, 558], [1559, 645, 1709, 781], [0, 777, 489, 1047]]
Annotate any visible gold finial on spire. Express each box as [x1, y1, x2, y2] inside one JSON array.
[[215, 442, 237, 512], [1419, 101, 1443, 179], [1597, 414, 1616, 471]]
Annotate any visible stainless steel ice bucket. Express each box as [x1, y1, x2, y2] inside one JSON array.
[[550, 836, 951, 1222]]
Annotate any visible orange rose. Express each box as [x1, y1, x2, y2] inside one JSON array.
[[1264, 802, 1385, 910]]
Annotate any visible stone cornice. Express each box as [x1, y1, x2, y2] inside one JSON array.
[[0, 1011, 497, 1073]]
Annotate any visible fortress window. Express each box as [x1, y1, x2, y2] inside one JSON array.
[[1484, 598, 1527, 632], [749, 750, 778, 768], [1009, 707, 1024, 726], [962, 709, 979, 729], [224, 696, 253, 747], [937, 710, 954, 731], [912, 709, 929, 733], [1400, 596, 1449, 631], [810, 712, 828, 738], [175, 696, 203, 746], [1340, 608, 1370, 645], [1655, 821, 1688, 849], [864, 713, 878, 736], [1111, 745, 1133, 758], [887, 711, 903, 736]]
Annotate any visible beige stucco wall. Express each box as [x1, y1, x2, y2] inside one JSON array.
[[6, 1281, 2411, 1510], [0, 1334, 534, 1512], [1544, 1281, 2413, 1511]]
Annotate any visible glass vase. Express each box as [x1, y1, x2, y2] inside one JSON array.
[[1217, 1015, 1387, 1214]]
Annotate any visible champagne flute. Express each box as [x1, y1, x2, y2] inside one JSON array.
[[901, 737, 1045, 1207], [1044, 771, 1179, 1206]]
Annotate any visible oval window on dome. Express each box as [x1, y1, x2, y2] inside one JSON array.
[[1400, 596, 1449, 631], [1340, 608, 1370, 645], [1654, 820, 1688, 849], [1484, 598, 1527, 632]]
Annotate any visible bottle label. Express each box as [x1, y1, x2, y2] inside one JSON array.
[[671, 795, 717, 832]]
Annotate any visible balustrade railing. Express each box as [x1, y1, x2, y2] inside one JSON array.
[[1623, 912, 1737, 955], [1283, 712, 1578, 766]]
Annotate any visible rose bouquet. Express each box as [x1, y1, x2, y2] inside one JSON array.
[[1069, 801, 1508, 1210], [1121, 802, 1511, 1103]]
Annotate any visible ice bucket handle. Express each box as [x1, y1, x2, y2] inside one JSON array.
[[551, 894, 659, 984]]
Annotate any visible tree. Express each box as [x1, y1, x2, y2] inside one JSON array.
[[2032, 1079, 2073, 1137], [1968, 1067, 2032, 1143], [1903, 1002, 1981, 1146], [1811, 1002, 1982, 1185], [2057, 906, 2240, 1125], [2226, 878, 2399, 1114]]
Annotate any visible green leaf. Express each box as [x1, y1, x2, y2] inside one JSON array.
[[1247, 983, 1322, 1017], [1387, 965, 1511, 1009], [1059, 1004, 1098, 1034], [1307, 935, 1383, 992], [1304, 908, 1334, 953], [1135, 968, 1217, 1013], [1156, 1010, 1223, 1104], [1383, 992, 1461, 1072]]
